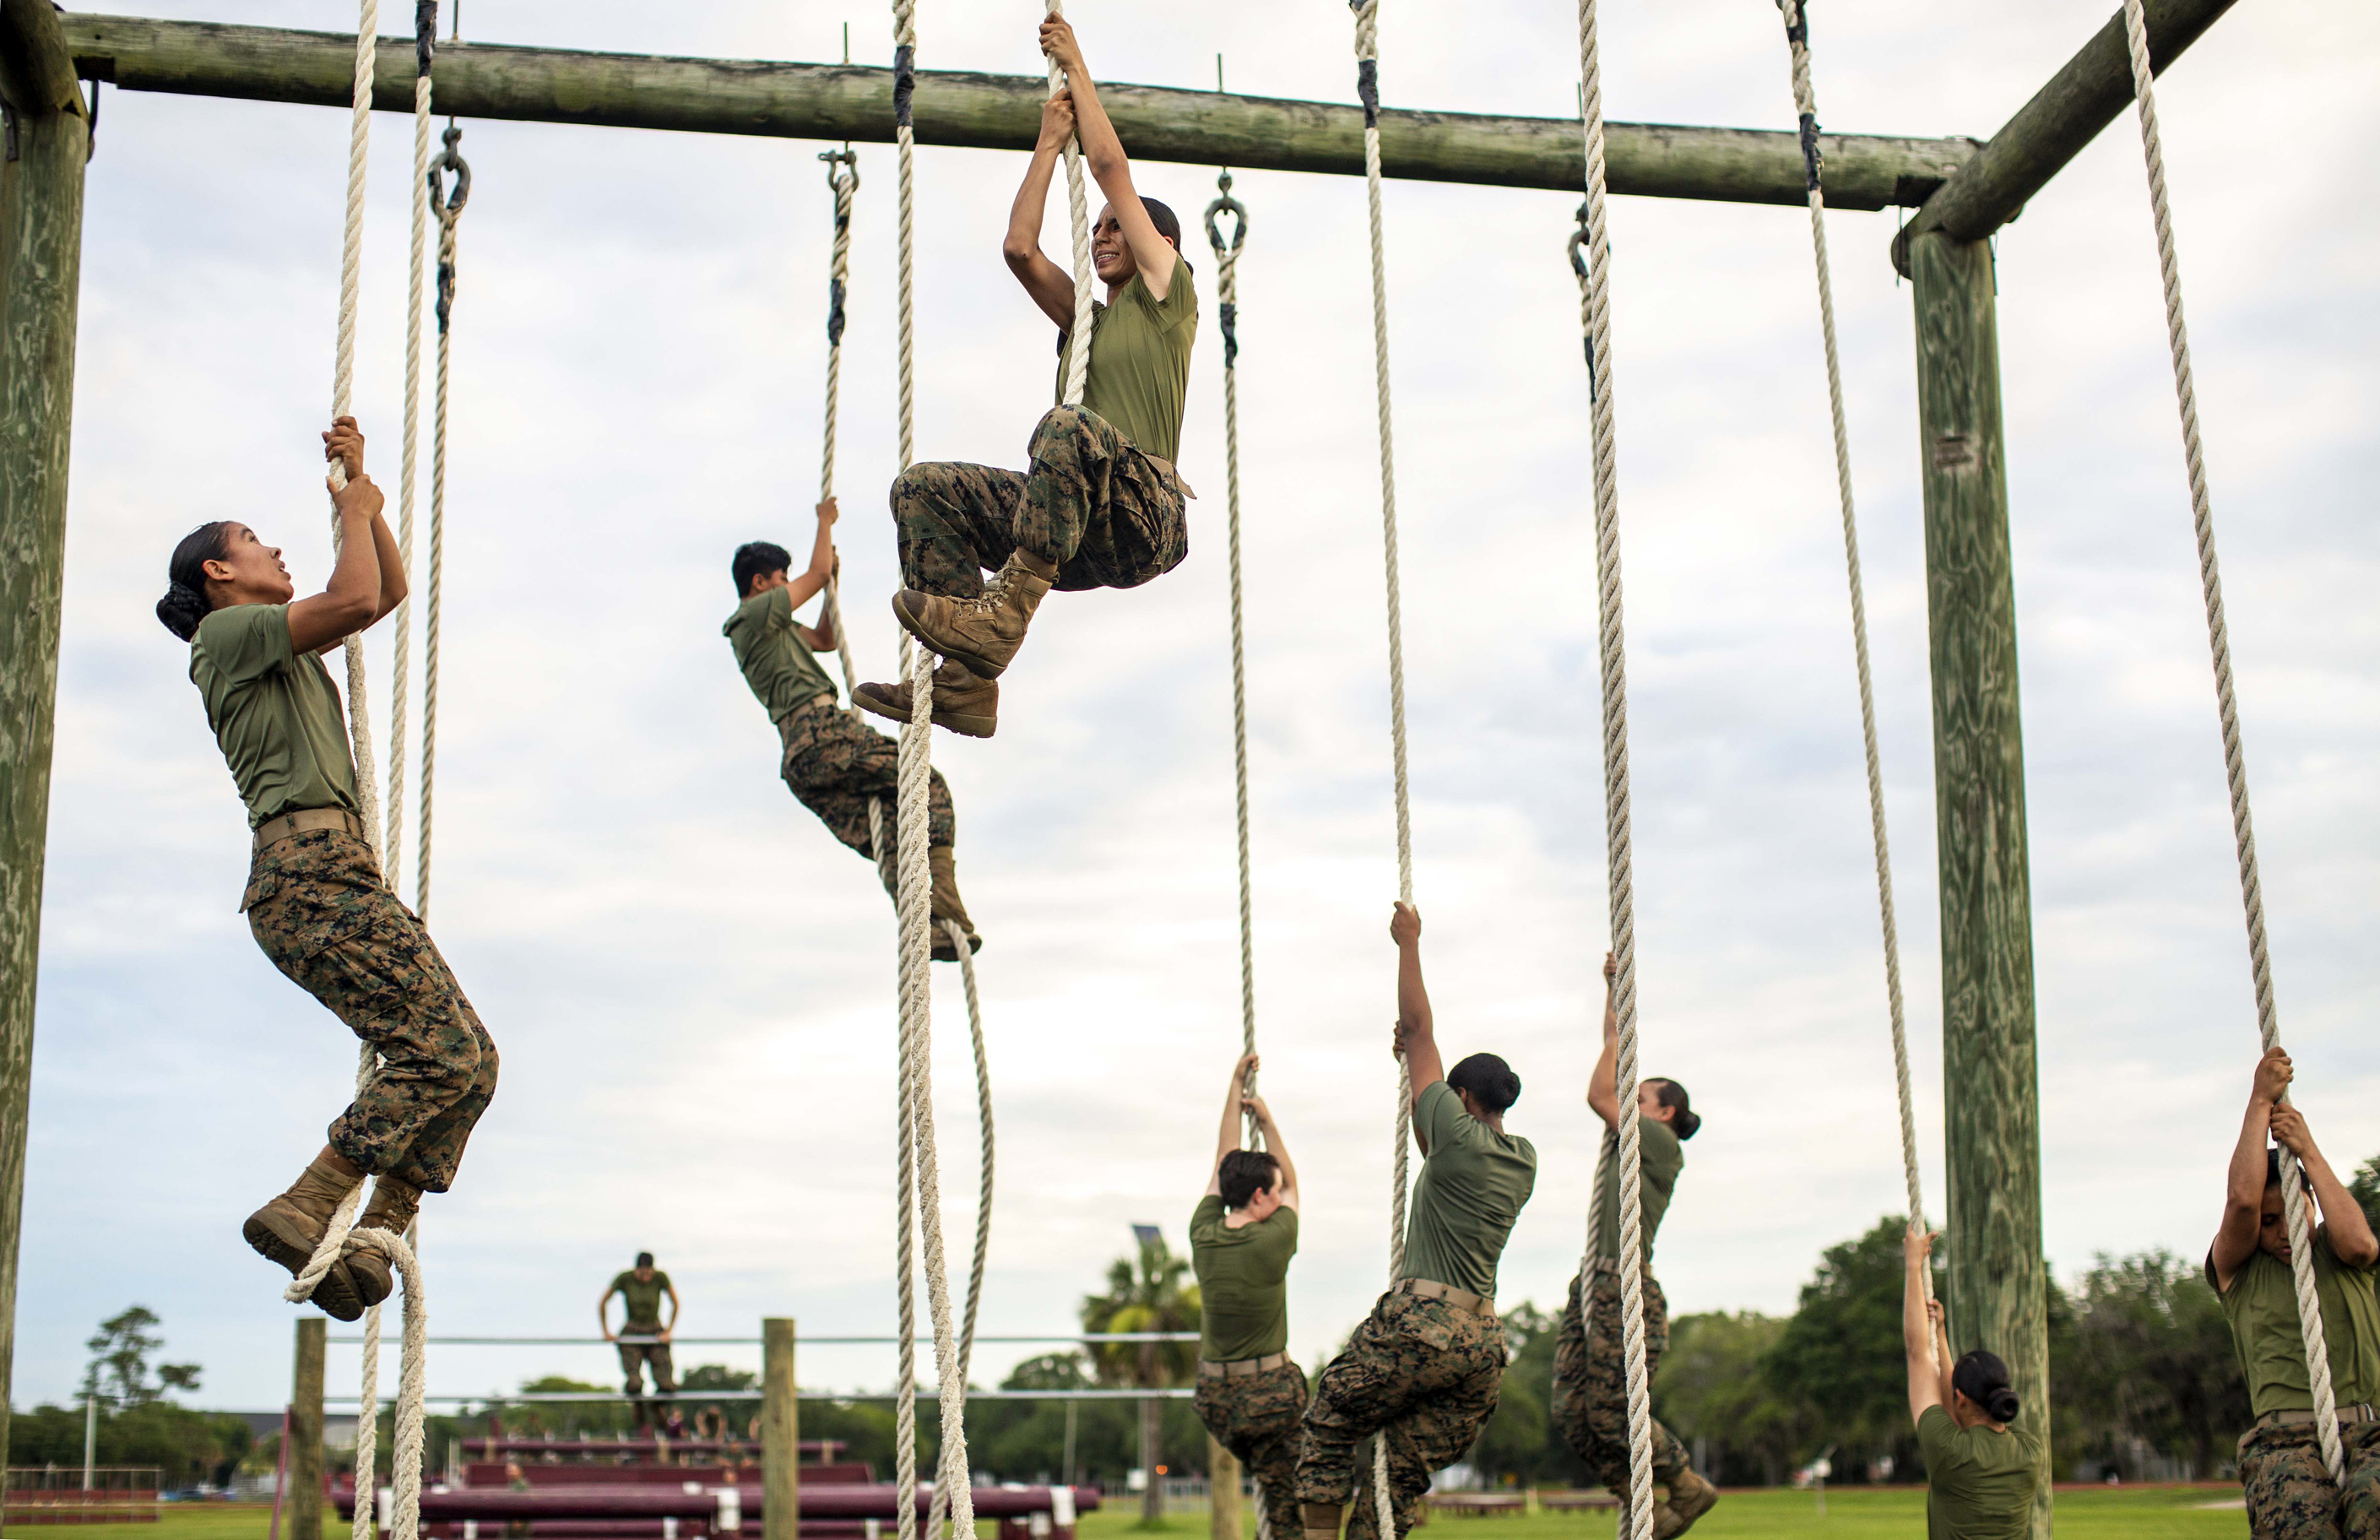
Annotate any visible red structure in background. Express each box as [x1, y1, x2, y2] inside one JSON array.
[[2, 1468, 161, 1525]]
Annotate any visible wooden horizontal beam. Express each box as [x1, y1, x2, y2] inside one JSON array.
[[60, 13, 1980, 210], [1895, 0, 2238, 270]]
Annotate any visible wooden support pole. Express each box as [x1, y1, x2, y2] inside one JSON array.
[[762, 1318, 798, 1540], [290, 1318, 328, 1540], [1206, 1436, 1239, 1540], [0, 0, 90, 1494], [57, 13, 1976, 210], [1894, 0, 2237, 270], [1909, 229, 2052, 1540]]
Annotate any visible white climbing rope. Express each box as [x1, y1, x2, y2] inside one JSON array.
[[818, 147, 865, 706], [330, 0, 385, 864], [383, 2, 435, 899], [1348, 7, 1410, 1535], [344, 1228, 429, 1540], [1044, 1, 1095, 407], [418, 121, 467, 922], [2117, 0, 2342, 1484], [1569, 0, 1656, 1529], [1772, 0, 1933, 1357]]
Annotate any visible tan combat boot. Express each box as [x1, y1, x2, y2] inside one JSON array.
[[1661, 1468, 1718, 1536], [853, 659, 999, 738], [889, 551, 1054, 681], [929, 845, 981, 960], [243, 1157, 366, 1321], [1301, 1503, 1342, 1540], [344, 1176, 422, 1310]]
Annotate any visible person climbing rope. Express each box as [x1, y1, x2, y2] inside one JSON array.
[[1553, 952, 1716, 1537], [155, 417, 498, 1323], [2209, 1049, 2380, 1538], [1293, 903, 1534, 1540], [601, 1250, 682, 1433], [853, 13, 1196, 740], [1190, 1050, 1305, 1540], [725, 502, 979, 957], [1902, 1226, 2039, 1539]]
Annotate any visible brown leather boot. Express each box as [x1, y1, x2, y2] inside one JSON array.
[[1661, 1468, 1718, 1536], [889, 551, 1054, 681], [853, 659, 999, 738], [243, 1157, 366, 1321], [1300, 1503, 1342, 1540], [929, 847, 977, 937], [344, 1177, 422, 1310]]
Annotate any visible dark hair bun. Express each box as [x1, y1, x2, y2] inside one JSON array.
[[1987, 1386, 2021, 1423], [157, 581, 210, 641], [1673, 1107, 1703, 1141]]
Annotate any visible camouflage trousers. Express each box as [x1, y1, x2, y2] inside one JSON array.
[[2240, 1419, 2380, 1539], [1195, 1360, 1309, 1540], [893, 404, 1189, 598], [1553, 1265, 1691, 1497], [778, 695, 953, 859], [619, 1340, 678, 1429], [1297, 1289, 1507, 1540], [243, 828, 497, 1193]]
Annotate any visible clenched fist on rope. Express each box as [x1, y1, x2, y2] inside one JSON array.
[[854, 11, 1198, 740]]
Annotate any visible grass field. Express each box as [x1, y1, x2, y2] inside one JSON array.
[[0, 1488, 2253, 1540]]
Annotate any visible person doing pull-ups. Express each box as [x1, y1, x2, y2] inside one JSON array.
[[601, 1251, 682, 1433], [854, 13, 1196, 740]]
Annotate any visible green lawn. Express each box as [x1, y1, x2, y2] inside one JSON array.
[[1, 1488, 2251, 1540]]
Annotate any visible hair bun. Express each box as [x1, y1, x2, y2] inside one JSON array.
[[1987, 1387, 2021, 1423], [1674, 1108, 1703, 1141], [156, 581, 210, 641]]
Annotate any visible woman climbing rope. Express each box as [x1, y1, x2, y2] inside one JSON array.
[[1553, 952, 1716, 1537], [854, 13, 1196, 740], [2209, 1049, 2380, 1537], [1293, 903, 1534, 1540], [724, 502, 979, 957], [1190, 1050, 1304, 1540], [1902, 1226, 2039, 1539], [155, 417, 498, 1322]]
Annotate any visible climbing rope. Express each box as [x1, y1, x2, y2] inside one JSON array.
[[817, 147, 865, 703], [1347, 6, 1410, 1535], [1568, 0, 1656, 1529], [328, 0, 384, 862], [1044, 1, 1095, 406], [383, 1, 435, 897], [418, 120, 468, 921], [1771, 0, 1932, 1351], [2116, 0, 2342, 1483]]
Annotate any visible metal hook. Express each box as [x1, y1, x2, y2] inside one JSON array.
[[430, 123, 472, 225], [1203, 176, 1248, 259]]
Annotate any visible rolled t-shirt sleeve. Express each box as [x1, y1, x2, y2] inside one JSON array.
[[196, 604, 295, 684], [1125, 257, 1196, 330]]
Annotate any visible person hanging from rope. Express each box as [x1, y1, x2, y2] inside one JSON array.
[[2209, 1048, 2380, 1538], [1552, 952, 1716, 1537], [854, 13, 1196, 740], [1190, 1050, 1305, 1540], [601, 1250, 682, 1433], [725, 502, 979, 957], [1901, 1225, 2039, 1539], [155, 418, 498, 1323], [1294, 903, 1534, 1540]]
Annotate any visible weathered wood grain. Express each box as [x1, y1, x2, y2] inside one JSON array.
[[58, 13, 1977, 210], [290, 1319, 327, 1540], [763, 1318, 798, 1540], [1911, 230, 2052, 1540]]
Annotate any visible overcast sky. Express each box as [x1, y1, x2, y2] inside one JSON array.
[[13, 0, 2376, 1418]]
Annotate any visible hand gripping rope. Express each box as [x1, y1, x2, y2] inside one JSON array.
[[2116, 0, 2343, 1483], [1769, 0, 1933, 1356], [1346, 5, 1412, 1535], [1566, 0, 1656, 1528]]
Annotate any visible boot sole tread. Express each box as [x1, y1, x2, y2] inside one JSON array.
[[244, 1212, 366, 1321], [890, 593, 1010, 681], [852, 686, 997, 739]]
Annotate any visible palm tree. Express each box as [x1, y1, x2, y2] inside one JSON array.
[[1081, 1232, 1201, 1526]]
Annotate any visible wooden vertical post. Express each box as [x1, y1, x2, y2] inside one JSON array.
[[290, 1319, 328, 1540], [1206, 1436, 1239, 1540], [0, 0, 90, 1496], [762, 1318, 798, 1540], [1909, 228, 2052, 1540]]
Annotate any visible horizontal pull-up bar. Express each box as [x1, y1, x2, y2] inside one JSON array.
[[328, 1387, 1195, 1404], [60, 12, 1978, 210], [324, 1332, 1201, 1346]]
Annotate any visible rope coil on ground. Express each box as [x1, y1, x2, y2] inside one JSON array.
[[419, 122, 468, 921], [1568, 0, 1656, 1529], [2116, 0, 2343, 1484], [1772, 0, 1931, 1348]]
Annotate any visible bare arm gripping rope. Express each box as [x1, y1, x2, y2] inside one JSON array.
[[1771, 0, 1933, 1352], [1347, 6, 1411, 1535], [2116, 0, 2343, 1484], [1568, 0, 1656, 1531]]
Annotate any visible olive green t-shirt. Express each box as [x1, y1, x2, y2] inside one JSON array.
[[188, 604, 361, 831], [1593, 1115, 1684, 1265], [1056, 255, 1197, 464], [610, 1270, 672, 1330], [1916, 1405, 2038, 1540], [1189, 1195, 1297, 1361], [723, 585, 838, 723], [1403, 1080, 1537, 1300], [2210, 1232, 2380, 1418]]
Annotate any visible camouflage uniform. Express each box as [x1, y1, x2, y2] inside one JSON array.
[[619, 1339, 679, 1430], [778, 695, 954, 859], [1553, 1263, 1691, 1498], [1297, 1290, 1507, 1540], [893, 405, 1189, 599], [2239, 1418, 2380, 1539], [1195, 1361, 1309, 1540], [242, 828, 497, 1193]]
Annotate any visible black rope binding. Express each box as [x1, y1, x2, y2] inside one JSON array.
[[1204, 171, 1247, 370], [1355, 58, 1380, 131], [431, 124, 471, 334], [415, 0, 438, 75], [1567, 201, 1597, 401], [820, 149, 859, 347], [893, 46, 916, 131]]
